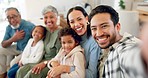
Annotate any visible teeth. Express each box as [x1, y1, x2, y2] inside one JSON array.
[[47, 22, 52, 25], [76, 27, 82, 31], [98, 38, 107, 42]]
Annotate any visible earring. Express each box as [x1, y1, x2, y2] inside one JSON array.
[[87, 22, 90, 25]]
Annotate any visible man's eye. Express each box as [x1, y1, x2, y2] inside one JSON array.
[[91, 27, 97, 31], [101, 25, 107, 28]]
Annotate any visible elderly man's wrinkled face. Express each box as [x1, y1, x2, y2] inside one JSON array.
[[6, 9, 21, 27]]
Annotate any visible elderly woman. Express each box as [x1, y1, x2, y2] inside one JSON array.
[[16, 5, 61, 78]]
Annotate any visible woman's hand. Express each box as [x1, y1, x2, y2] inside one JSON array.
[[31, 62, 46, 74], [50, 61, 60, 67], [46, 70, 61, 78], [46, 75, 61, 78], [18, 61, 23, 67], [48, 65, 70, 77]]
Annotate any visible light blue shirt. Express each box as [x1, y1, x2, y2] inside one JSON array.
[[80, 33, 101, 78], [3, 19, 35, 51]]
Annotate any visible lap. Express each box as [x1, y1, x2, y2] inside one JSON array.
[[24, 67, 49, 78], [8, 64, 19, 76], [16, 64, 34, 78], [10, 54, 22, 67], [0, 45, 20, 55]]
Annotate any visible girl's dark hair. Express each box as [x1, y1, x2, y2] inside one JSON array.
[[31, 25, 47, 40], [58, 27, 81, 45], [89, 5, 119, 26], [66, 6, 91, 38]]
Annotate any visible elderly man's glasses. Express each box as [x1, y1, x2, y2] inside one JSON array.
[[6, 15, 19, 20]]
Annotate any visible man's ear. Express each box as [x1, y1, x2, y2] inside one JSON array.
[[116, 23, 121, 32]]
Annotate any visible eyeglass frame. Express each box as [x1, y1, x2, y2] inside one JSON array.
[[6, 14, 20, 21]]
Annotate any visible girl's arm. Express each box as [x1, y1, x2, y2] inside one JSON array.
[[48, 52, 85, 78], [21, 40, 44, 65]]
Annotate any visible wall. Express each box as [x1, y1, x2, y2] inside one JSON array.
[[99, 0, 144, 10], [100, 0, 116, 8], [17, 0, 52, 25], [118, 10, 140, 37], [49, 0, 85, 15], [16, 0, 87, 25]]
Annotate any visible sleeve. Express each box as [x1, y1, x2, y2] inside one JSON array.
[[21, 39, 32, 64], [86, 39, 101, 78], [21, 40, 45, 65], [47, 48, 63, 69], [120, 45, 147, 78], [61, 52, 85, 78], [3, 26, 11, 41]]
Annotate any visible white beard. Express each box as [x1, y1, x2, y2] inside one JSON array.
[[11, 24, 20, 29]]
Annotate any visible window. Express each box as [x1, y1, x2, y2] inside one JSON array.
[[0, 0, 16, 42]]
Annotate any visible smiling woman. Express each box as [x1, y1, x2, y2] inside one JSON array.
[[67, 6, 101, 78]]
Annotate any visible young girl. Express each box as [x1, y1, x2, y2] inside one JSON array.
[[7, 25, 47, 78], [46, 27, 85, 78]]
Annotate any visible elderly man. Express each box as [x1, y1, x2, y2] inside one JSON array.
[[0, 7, 35, 78]]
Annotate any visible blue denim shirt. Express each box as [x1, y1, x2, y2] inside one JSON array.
[[3, 19, 35, 51]]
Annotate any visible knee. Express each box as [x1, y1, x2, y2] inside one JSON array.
[[16, 68, 21, 75], [7, 70, 14, 77], [10, 60, 15, 67], [10, 55, 21, 67], [0, 48, 9, 55], [16, 68, 22, 78]]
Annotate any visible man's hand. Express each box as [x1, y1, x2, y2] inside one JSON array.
[[12, 30, 25, 42], [1, 30, 25, 48], [140, 22, 148, 72]]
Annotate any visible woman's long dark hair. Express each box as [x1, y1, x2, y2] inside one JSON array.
[[66, 6, 91, 38]]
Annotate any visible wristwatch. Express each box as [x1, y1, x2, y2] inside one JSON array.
[[43, 61, 48, 65]]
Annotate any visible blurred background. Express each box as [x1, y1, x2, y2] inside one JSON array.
[[0, 0, 148, 42]]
